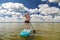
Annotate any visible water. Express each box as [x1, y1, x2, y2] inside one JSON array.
[[0, 23, 60, 40]]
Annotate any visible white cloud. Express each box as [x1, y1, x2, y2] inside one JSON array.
[[28, 8, 38, 14], [0, 7, 2, 9], [0, 9, 7, 14], [48, 0, 60, 3], [42, 15, 53, 22], [38, 4, 60, 15], [1, 2, 28, 11], [54, 16, 60, 22], [30, 14, 40, 22], [38, 4, 49, 8], [49, 0, 57, 2], [59, 3, 60, 6], [41, 0, 47, 2], [0, 9, 24, 22], [0, 17, 4, 22], [30, 14, 54, 22], [3, 13, 24, 22]]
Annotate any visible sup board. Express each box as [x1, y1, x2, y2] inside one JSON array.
[[20, 29, 32, 36]]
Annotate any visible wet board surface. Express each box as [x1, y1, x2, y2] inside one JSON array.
[[20, 29, 32, 36]]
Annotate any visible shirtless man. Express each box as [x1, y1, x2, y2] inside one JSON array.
[[23, 13, 36, 33], [23, 13, 30, 29]]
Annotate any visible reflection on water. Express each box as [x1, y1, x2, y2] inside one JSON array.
[[0, 23, 60, 40]]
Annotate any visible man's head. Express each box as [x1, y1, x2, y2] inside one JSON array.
[[25, 11, 29, 14], [23, 11, 29, 16], [23, 11, 30, 17]]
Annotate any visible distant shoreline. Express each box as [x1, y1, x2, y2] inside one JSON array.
[[0, 22, 60, 23]]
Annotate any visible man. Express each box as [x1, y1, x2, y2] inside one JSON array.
[[23, 13, 36, 33], [23, 13, 30, 29]]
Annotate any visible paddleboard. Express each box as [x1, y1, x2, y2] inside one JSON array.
[[20, 29, 32, 36]]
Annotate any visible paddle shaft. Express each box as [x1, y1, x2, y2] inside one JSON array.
[[29, 23, 36, 33]]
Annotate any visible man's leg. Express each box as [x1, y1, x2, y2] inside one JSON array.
[[25, 23, 27, 29], [25, 23, 30, 29], [27, 23, 30, 29]]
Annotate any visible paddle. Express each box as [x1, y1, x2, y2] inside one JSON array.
[[30, 23, 36, 33]]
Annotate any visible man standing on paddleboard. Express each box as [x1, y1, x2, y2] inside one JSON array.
[[23, 12, 36, 33]]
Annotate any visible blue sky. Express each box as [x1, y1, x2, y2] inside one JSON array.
[[0, 0, 59, 9], [0, 0, 41, 9], [0, 0, 19, 3]]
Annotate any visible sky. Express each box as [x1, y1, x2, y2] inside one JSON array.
[[0, 0, 59, 9], [0, 0, 60, 22], [0, 0, 42, 9]]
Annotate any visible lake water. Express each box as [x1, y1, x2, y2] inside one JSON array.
[[0, 23, 60, 40]]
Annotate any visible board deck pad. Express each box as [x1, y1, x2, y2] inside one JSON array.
[[20, 29, 32, 36]]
